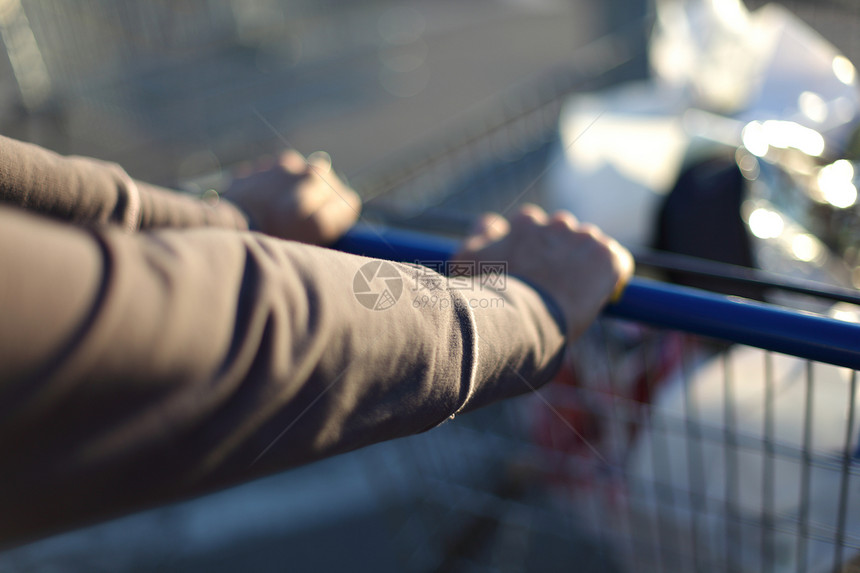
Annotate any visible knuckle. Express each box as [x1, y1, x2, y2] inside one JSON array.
[[514, 204, 546, 223], [278, 150, 308, 174], [577, 222, 603, 238], [513, 211, 539, 226], [549, 210, 578, 229]]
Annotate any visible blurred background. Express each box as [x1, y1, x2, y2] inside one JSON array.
[[4, 0, 860, 572], [0, 0, 649, 186]]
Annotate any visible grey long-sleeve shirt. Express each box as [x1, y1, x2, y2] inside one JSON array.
[[0, 135, 566, 546]]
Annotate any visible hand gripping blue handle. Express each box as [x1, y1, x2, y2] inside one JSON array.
[[335, 225, 860, 370]]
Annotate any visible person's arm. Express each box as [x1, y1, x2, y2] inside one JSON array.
[[0, 206, 568, 546], [0, 134, 248, 231], [0, 135, 361, 243]]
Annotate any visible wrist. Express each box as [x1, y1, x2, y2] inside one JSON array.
[[510, 274, 569, 339]]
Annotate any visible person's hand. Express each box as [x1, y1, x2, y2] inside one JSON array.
[[454, 204, 634, 340], [224, 150, 361, 245]]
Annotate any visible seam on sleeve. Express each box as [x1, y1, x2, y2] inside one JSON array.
[[449, 290, 480, 418], [112, 165, 141, 233]]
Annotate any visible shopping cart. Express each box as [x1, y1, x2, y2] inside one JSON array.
[[339, 226, 860, 573], [330, 32, 860, 570]]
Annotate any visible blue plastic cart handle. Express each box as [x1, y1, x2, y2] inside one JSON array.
[[335, 225, 860, 371]]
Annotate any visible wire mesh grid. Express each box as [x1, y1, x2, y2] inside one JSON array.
[[8, 0, 239, 96], [347, 47, 860, 573], [348, 29, 644, 237], [358, 321, 860, 572]]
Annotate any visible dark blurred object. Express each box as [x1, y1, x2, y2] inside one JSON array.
[[655, 154, 765, 300]]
